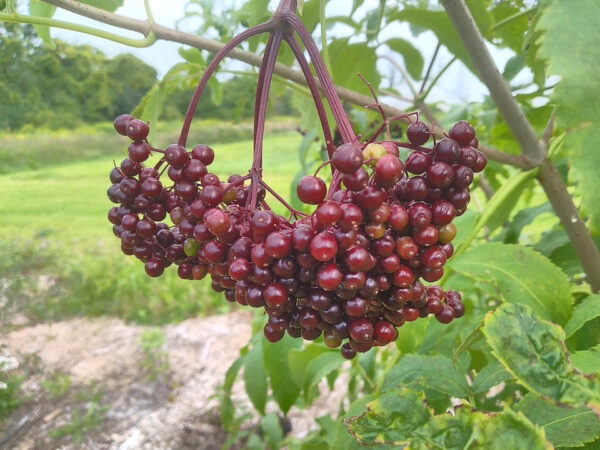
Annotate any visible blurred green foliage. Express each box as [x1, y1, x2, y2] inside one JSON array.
[[0, 23, 156, 130], [0, 22, 294, 132]]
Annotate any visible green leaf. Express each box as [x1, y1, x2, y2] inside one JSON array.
[[243, 339, 268, 415], [178, 47, 205, 65], [208, 76, 223, 106], [346, 389, 548, 449], [482, 303, 600, 411], [382, 354, 470, 398], [328, 38, 381, 94], [246, 433, 263, 450], [491, 2, 530, 52], [261, 412, 284, 450], [78, 0, 123, 12], [388, 7, 477, 76], [470, 407, 549, 450], [502, 202, 552, 244], [471, 360, 513, 395], [503, 54, 526, 82], [486, 177, 535, 234], [570, 345, 600, 374], [262, 334, 301, 414], [288, 344, 330, 388], [220, 354, 246, 431], [334, 394, 394, 449], [240, 0, 270, 26], [514, 393, 600, 448], [384, 38, 424, 80], [28, 0, 56, 46], [345, 388, 432, 446], [449, 242, 573, 325], [411, 407, 476, 450], [538, 0, 600, 232], [132, 83, 162, 145], [303, 351, 344, 401], [452, 322, 483, 366], [395, 316, 430, 354], [564, 295, 600, 338]]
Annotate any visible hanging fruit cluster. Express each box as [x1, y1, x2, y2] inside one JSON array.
[[106, 0, 486, 359]]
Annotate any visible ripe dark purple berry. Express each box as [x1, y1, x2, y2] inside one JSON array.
[[297, 175, 326, 204], [406, 121, 430, 145], [126, 119, 150, 141]]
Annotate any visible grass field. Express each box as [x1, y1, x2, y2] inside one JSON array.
[[0, 120, 306, 325]]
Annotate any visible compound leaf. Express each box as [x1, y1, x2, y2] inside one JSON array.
[[243, 339, 268, 415], [482, 303, 600, 412], [449, 242, 573, 325], [385, 38, 424, 80], [564, 295, 600, 338], [470, 407, 550, 450], [514, 393, 600, 447], [345, 388, 431, 446], [383, 354, 469, 398], [570, 345, 600, 374], [471, 360, 513, 395], [538, 0, 600, 232], [262, 334, 301, 414]]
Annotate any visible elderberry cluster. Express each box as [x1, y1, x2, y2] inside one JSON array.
[[107, 113, 485, 359]]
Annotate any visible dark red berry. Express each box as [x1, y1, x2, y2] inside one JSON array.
[[406, 121, 430, 145], [349, 318, 374, 343], [449, 120, 476, 146], [114, 114, 133, 135], [191, 144, 215, 165], [434, 138, 460, 163], [297, 175, 326, 204], [332, 143, 363, 174]]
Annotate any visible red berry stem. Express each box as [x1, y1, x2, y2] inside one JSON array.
[[312, 159, 332, 177], [383, 140, 432, 153], [222, 172, 253, 195], [283, 13, 357, 145], [252, 32, 277, 139], [251, 30, 283, 172], [285, 32, 336, 158], [259, 179, 307, 218], [178, 20, 275, 148], [248, 29, 284, 209]]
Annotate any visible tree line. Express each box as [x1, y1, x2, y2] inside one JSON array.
[[0, 23, 293, 131]]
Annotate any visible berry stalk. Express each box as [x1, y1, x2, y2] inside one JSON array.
[[178, 20, 275, 148], [283, 13, 357, 145], [285, 33, 335, 157]]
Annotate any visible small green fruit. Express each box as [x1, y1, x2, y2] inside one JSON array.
[[362, 143, 387, 166]]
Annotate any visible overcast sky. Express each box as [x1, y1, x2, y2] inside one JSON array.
[[49, 0, 519, 108]]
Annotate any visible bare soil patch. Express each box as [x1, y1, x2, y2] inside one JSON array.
[[1, 311, 343, 449]]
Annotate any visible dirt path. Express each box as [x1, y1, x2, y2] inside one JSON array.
[[1, 311, 343, 449]]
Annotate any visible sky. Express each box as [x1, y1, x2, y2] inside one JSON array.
[[48, 0, 521, 109]]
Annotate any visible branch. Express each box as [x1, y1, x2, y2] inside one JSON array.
[[441, 0, 545, 168], [40, 0, 530, 169], [442, 0, 600, 292], [419, 42, 441, 95]]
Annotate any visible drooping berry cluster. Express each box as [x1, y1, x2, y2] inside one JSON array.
[[107, 112, 486, 359]]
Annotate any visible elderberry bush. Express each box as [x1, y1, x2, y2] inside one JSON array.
[[106, 0, 488, 359], [107, 113, 486, 359]]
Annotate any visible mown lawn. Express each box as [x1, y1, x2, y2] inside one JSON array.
[[0, 131, 303, 242], [0, 122, 305, 325]]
